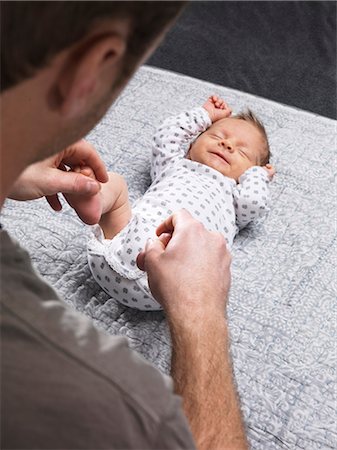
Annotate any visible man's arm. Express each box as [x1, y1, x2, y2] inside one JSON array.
[[137, 210, 248, 450], [170, 316, 247, 450]]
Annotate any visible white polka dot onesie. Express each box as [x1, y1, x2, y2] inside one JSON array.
[[88, 107, 271, 310]]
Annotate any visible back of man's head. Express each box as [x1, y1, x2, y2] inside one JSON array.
[[1, 1, 185, 92]]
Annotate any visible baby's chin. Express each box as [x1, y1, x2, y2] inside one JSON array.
[[186, 153, 240, 182], [206, 159, 239, 181]]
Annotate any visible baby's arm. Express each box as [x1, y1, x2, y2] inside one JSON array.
[[203, 95, 232, 122], [233, 166, 272, 229], [65, 169, 131, 239], [151, 95, 232, 180], [151, 107, 212, 179]]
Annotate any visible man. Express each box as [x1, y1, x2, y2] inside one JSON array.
[[1, 2, 248, 449]]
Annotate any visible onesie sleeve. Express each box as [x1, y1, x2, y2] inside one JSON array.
[[233, 166, 271, 229], [151, 107, 212, 180]]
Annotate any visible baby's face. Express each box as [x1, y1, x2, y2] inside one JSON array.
[[187, 118, 264, 181]]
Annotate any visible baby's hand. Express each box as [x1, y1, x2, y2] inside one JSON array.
[[203, 95, 232, 122], [263, 164, 276, 180]]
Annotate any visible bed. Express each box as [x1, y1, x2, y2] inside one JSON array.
[[2, 65, 336, 449]]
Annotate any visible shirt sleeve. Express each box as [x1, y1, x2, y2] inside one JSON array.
[[1, 230, 196, 450], [151, 107, 212, 181], [154, 395, 197, 449], [233, 166, 271, 229]]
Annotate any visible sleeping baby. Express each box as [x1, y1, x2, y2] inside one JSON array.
[[78, 96, 275, 310]]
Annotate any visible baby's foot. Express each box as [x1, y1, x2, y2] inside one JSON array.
[[64, 166, 103, 225]]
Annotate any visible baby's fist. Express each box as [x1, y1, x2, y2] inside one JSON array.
[[263, 164, 276, 180], [203, 95, 232, 122]]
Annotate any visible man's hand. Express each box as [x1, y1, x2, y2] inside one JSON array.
[[137, 209, 231, 317], [8, 140, 109, 225], [203, 95, 232, 123], [137, 210, 248, 450]]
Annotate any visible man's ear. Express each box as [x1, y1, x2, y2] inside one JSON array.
[[57, 33, 127, 119]]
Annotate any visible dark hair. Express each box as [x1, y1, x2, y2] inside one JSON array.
[[0, 1, 186, 92], [235, 109, 271, 165]]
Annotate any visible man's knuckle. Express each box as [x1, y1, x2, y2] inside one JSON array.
[[210, 231, 225, 246], [177, 208, 192, 220], [72, 174, 83, 192], [193, 221, 205, 233]]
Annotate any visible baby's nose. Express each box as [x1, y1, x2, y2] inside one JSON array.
[[221, 140, 234, 152]]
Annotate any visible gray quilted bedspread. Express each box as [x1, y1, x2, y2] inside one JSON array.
[[2, 66, 336, 449]]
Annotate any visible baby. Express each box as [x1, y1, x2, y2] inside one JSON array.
[[81, 96, 274, 311]]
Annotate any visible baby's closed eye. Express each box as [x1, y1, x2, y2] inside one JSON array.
[[210, 133, 222, 139]]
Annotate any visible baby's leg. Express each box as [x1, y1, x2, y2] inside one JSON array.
[[64, 166, 102, 225], [87, 250, 162, 311], [65, 169, 131, 239], [99, 172, 131, 239]]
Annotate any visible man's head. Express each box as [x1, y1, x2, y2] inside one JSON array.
[[1, 1, 185, 188], [188, 109, 270, 182], [1, 1, 185, 92]]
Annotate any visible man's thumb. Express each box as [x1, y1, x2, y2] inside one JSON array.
[[57, 171, 100, 196], [136, 238, 165, 272]]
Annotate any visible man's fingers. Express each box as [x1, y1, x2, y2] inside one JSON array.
[[46, 194, 62, 211], [136, 238, 166, 272], [158, 232, 172, 248], [156, 215, 175, 236], [136, 252, 146, 271], [61, 140, 109, 183], [48, 170, 101, 196], [156, 209, 194, 236]]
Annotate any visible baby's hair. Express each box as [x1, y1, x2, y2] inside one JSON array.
[[235, 109, 271, 166]]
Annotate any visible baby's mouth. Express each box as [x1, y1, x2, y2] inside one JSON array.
[[210, 151, 230, 165]]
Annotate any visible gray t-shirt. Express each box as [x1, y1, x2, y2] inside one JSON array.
[[0, 230, 195, 449]]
